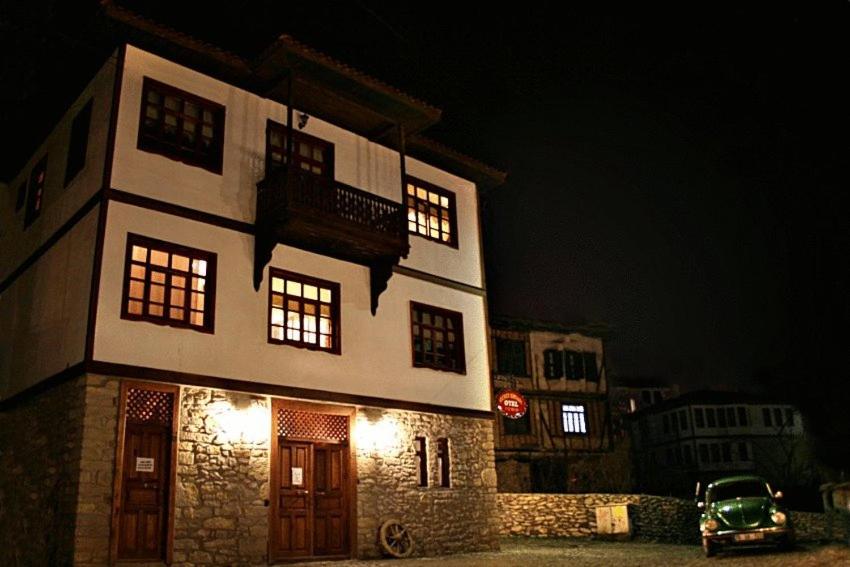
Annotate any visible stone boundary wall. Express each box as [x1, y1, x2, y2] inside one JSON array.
[[498, 493, 843, 544]]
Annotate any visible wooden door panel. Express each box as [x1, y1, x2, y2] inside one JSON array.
[[313, 443, 347, 556], [275, 441, 312, 558], [270, 406, 350, 561], [118, 423, 170, 560]]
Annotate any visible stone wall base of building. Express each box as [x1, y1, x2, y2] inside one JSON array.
[[2, 374, 499, 565]]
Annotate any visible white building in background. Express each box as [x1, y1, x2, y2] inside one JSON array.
[[630, 390, 808, 497], [0, 8, 505, 565]]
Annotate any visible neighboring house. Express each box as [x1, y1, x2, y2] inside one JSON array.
[[489, 318, 628, 493], [0, 9, 505, 566], [610, 376, 680, 414], [630, 390, 810, 498]]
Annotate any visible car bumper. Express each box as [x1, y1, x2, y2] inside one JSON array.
[[703, 526, 794, 546]]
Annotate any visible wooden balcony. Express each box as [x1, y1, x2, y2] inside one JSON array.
[[254, 166, 409, 314]]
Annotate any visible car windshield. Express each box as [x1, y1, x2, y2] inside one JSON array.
[[710, 480, 771, 502]]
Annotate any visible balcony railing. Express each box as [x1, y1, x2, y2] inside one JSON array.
[[258, 166, 407, 242], [254, 166, 409, 313]]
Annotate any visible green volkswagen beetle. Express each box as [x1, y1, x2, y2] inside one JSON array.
[[697, 475, 794, 557]]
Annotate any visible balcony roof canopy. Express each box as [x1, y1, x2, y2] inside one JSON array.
[[101, 3, 505, 190]]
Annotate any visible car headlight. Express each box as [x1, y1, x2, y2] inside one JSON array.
[[771, 512, 787, 526], [704, 518, 719, 531]]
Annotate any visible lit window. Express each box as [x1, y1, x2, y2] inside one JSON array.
[[122, 234, 216, 332], [405, 177, 457, 246], [138, 78, 225, 173], [561, 404, 587, 434], [410, 302, 465, 373], [269, 269, 339, 353]]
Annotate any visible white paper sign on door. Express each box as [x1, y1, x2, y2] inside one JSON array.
[[136, 457, 155, 473], [291, 467, 303, 486]]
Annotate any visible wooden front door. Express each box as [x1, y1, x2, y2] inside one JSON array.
[[271, 405, 351, 561], [116, 385, 177, 562]]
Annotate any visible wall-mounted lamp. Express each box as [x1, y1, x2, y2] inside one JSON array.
[[297, 112, 310, 130]]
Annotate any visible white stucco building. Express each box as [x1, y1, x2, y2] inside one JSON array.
[[0, 9, 504, 565]]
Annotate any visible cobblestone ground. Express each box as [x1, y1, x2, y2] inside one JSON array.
[[294, 538, 850, 567]]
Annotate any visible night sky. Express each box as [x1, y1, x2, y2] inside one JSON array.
[[3, 2, 849, 461]]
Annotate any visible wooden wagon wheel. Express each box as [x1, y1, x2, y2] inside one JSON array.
[[379, 519, 414, 558]]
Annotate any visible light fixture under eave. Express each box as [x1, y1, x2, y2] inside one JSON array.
[[297, 112, 309, 129]]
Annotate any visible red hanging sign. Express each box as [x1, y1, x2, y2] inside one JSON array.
[[496, 388, 528, 419]]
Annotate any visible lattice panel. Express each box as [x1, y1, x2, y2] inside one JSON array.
[[277, 409, 348, 441], [127, 388, 174, 426]]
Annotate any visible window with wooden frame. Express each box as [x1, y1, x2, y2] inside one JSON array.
[[414, 437, 428, 487], [436, 438, 450, 488], [561, 404, 588, 435], [15, 181, 26, 212], [405, 176, 458, 247], [410, 302, 465, 373], [64, 98, 93, 186], [495, 337, 528, 376], [122, 234, 216, 333], [24, 155, 47, 228], [266, 120, 334, 177], [268, 268, 340, 354], [543, 349, 599, 381], [138, 78, 225, 174]]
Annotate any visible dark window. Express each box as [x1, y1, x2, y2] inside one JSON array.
[[122, 234, 216, 332], [722, 442, 732, 462], [436, 438, 450, 487], [584, 353, 599, 381], [543, 349, 563, 379], [64, 99, 93, 186], [138, 78, 225, 173], [15, 181, 27, 212], [670, 412, 679, 432], [662, 414, 670, 434], [666, 447, 674, 465], [737, 407, 748, 426], [653, 390, 663, 404], [268, 269, 340, 354], [774, 408, 783, 427], [503, 410, 531, 435], [684, 445, 693, 464], [706, 408, 717, 427], [726, 407, 737, 427], [763, 407, 773, 427], [738, 442, 750, 461], [410, 302, 465, 373], [694, 408, 705, 428], [266, 121, 334, 177], [679, 410, 688, 430], [785, 408, 794, 427], [24, 156, 48, 227], [406, 176, 458, 247], [710, 444, 721, 463], [641, 390, 652, 404], [564, 351, 584, 379], [414, 437, 427, 487], [561, 404, 587, 434], [717, 407, 727, 428], [699, 444, 709, 464], [496, 338, 527, 376]]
